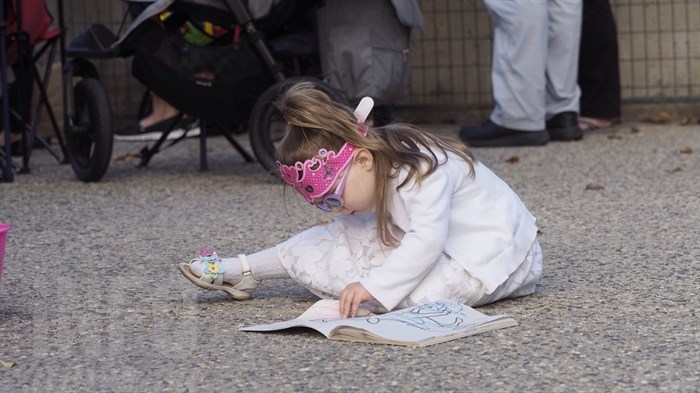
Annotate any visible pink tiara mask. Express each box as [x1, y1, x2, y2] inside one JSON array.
[[277, 97, 374, 203]]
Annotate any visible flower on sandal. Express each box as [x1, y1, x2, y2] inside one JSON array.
[[200, 250, 225, 280], [199, 248, 215, 258]]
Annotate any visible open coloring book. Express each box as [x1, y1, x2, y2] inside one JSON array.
[[240, 299, 518, 347]]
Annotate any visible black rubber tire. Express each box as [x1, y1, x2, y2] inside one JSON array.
[[66, 78, 113, 182], [248, 77, 348, 175]]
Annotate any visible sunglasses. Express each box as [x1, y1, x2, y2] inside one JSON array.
[[314, 161, 352, 212]]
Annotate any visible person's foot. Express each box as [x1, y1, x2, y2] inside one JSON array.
[[459, 119, 549, 147], [115, 116, 200, 142], [546, 112, 582, 141], [178, 250, 260, 300], [578, 116, 621, 131]]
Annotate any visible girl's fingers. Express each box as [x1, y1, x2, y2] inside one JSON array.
[[350, 296, 361, 318], [339, 289, 350, 318]]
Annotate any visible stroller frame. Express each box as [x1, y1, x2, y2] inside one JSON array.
[[62, 0, 345, 181]]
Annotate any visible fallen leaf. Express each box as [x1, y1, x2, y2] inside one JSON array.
[[505, 156, 520, 164], [115, 153, 139, 162], [585, 183, 605, 191], [607, 134, 623, 140], [679, 146, 693, 154], [665, 167, 682, 173], [679, 117, 694, 126], [0, 359, 15, 368], [642, 111, 672, 124]]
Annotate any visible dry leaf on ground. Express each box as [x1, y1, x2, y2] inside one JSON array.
[[0, 359, 15, 368], [115, 153, 139, 162], [679, 146, 693, 154], [505, 156, 520, 164], [679, 117, 694, 126], [642, 111, 672, 124], [665, 167, 682, 173], [585, 183, 605, 191]]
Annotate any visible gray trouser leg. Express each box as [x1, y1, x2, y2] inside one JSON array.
[[485, 0, 582, 131], [545, 0, 582, 119]]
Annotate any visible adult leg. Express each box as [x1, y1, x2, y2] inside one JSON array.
[[487, 0, 548, 131], [139, 94, 179, 129], [458, 1, 550, 147], [545, 0, 582, 118], [578, 0, 622, 126], [543, 0, 583, 140]]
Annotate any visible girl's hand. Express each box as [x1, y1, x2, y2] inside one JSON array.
[[339, 282, 375, 318]]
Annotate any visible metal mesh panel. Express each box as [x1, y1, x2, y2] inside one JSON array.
[[615, 0, 700, 103], [402, 0, 493, 109]]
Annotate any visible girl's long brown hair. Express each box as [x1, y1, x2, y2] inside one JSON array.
[[275, 82, 475, 246]]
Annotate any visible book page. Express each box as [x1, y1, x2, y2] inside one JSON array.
[[296, 299, 374, 320], [241, 299, 517, 347], [321, 300, 514, 345]]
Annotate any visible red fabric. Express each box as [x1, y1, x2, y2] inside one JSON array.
[[4, 0, 54, 65]]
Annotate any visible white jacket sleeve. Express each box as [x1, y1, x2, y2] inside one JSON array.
[[359, 166, 453, 310]]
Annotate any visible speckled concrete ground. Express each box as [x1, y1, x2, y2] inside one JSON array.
[[0, 122, 698, 392]]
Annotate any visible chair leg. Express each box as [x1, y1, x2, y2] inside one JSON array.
[[31, 41, 68, 161], [11, 34, 67, 173], [0, 66, 14, 182]]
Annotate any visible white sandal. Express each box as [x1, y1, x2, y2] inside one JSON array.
[[178, 251, 260, 300]]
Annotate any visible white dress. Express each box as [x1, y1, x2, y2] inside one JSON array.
[[276, 213, 542, 311]]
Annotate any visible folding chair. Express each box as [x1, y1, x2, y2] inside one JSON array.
[[0, 0, 67, 182]]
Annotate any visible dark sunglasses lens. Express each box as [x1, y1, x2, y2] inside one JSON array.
[[316, 203, 332, 212], [325, 197, 343, 207]]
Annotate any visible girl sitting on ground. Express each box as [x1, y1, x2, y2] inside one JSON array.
[[179, 82, 542, 317]]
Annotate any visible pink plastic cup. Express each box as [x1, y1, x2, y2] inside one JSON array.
[[0, 223, 9, 280]]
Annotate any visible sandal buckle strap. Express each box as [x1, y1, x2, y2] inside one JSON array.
[[233, 254, 260, 292]]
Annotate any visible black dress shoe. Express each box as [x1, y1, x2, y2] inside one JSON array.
[[459, 119, 549, 147], [546, 111, 582, 141]]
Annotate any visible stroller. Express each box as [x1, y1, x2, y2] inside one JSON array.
[[63, 0, 346, 181]]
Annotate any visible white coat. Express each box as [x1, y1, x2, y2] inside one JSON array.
[[359, 152, 538, 310]]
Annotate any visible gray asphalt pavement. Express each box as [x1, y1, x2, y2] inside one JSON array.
[[0, 122, 698, 392]]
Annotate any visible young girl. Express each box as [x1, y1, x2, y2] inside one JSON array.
[[179, 82, 542, 318]]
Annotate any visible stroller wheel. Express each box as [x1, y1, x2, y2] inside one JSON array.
[[248, 77, 348, 175], [66, 78, 113, 182]]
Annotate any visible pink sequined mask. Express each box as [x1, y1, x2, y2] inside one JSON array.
[[277, 97, 374, 203], [278, 143, 357, 203]]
